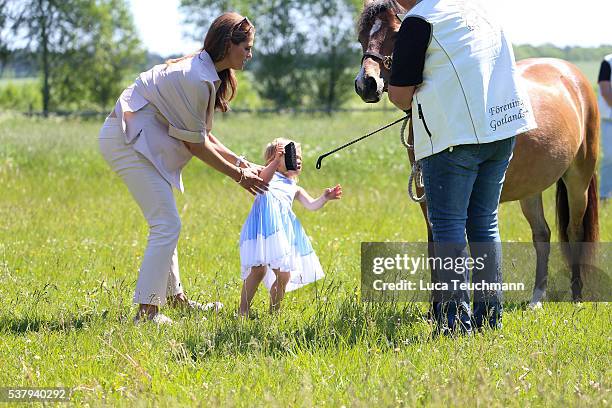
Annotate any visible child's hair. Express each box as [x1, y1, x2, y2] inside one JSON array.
[[264, 138, 301, 164]]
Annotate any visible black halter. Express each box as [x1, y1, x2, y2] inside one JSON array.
[[361, 50, 393, 70]]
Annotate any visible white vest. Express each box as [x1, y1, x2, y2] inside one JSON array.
[[599, 54, 612, 121], [401, 0, 537, 160]]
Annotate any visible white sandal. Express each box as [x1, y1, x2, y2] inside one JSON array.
[[185, 300, 224, 312], [133, 313, 173, 325]]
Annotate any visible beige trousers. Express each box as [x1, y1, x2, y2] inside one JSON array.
[[98, 116, 183, 305]]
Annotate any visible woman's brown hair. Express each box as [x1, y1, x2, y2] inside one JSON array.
[[205, 12, 254, 112], [166, 12, 254, 112]]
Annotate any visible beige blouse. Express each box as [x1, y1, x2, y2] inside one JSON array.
[[114, 51, 220, 191]]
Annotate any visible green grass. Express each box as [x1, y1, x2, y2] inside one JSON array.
[[0, 77, 38, 87], [0, 112, 610, 406]]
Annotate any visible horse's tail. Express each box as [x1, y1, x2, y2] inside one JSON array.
[[555, 172, 600, 283], [556, 176, 599, 243], [583, 175, 600, 243], [556, 179, 569, 242], [583, 77, 601, 245]]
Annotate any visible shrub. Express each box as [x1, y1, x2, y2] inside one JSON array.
[[0, 79, 42, 112]]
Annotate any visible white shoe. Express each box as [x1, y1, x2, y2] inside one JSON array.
[[133, 313, 173, 325], [185, 300, 224, 312]]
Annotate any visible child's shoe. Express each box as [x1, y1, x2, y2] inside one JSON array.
[[133, 313, 173, 325]]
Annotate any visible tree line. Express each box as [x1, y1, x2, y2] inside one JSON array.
[[1, 0, 610, 115], [1, 0, 144, 115]]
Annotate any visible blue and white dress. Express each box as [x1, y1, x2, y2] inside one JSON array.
[[239, 172, 325, 292]]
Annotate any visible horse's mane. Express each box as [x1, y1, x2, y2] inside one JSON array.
[[357, 0, 405, 34]]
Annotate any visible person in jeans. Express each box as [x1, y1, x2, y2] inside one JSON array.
[[598, 54, 612, 200], [388, 0, 537, 333], [99, 13, 267, 324]]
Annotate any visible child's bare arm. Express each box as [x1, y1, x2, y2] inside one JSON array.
[[259, 144, 284, 184], [295, 185, 342, 211]]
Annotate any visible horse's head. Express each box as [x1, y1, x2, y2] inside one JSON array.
[[355, 0, 406, 103]]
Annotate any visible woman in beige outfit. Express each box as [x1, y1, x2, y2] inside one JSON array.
[[99, 13, 264, 324]]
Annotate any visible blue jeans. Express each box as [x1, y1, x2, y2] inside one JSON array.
[[601, 120, 612, 200], [421, 137, 516, 332]]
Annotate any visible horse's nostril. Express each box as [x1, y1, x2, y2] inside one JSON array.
[[365, 76, 377, 91]]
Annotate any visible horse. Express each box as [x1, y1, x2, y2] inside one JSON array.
[[354, 0, 600, 306]]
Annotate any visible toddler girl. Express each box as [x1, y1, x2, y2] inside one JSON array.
[[239, 138, 342, 316]]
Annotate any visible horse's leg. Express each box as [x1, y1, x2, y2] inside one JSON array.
[[519, 194, 551, 308], [558, 170, 598, 301], [558, 175, 585, 301]]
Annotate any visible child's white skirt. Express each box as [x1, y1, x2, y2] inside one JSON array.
[[239, 192, 324, 292]]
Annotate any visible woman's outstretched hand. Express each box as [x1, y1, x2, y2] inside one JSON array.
[[324, 184, 343, 200], [239, 167, 268, 195]]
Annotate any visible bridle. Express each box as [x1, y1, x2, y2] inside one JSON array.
[[361, 50, 393, 71]]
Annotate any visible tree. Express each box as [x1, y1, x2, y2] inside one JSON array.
[[5, 0, 86, 114], [306, 0, 359, 112], [0, 1, 10, 73], [179, 0, 360, 110], [180, 0, 252, 32], [4, 0, 144, 114], [246, 0, 320, 107], [49, 0, 145, 110]]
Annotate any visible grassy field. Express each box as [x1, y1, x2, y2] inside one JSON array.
[[0, 77, 37, 86], [0, 112, 610, 406]]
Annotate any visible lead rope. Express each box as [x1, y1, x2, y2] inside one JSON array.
[[400, 115, 426, 203]]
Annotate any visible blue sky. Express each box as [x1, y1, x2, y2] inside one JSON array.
[[129, 0, 612, 56]]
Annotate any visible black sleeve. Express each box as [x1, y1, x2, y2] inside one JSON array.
[[389, 17, 432, 87], [598, 60, 611, 82]]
